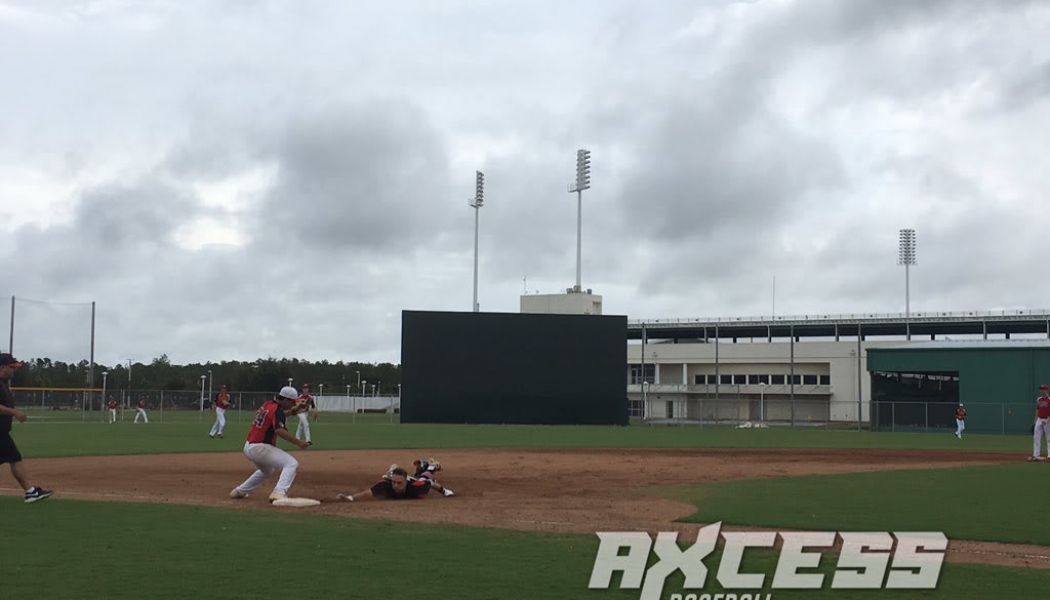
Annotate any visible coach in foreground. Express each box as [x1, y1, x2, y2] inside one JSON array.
[[0, 353, 53, 503]]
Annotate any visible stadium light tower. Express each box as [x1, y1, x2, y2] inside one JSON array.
[[469, 170, 485, 312], [567, 149, 591, 292], [898, 229, 917, 332]]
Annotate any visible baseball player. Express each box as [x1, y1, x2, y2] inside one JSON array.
[[229, 386, 311, 502], [336, 458, 455, 502], [0, 353, 53, 503], [294, 383, 316, 444], [106, 397, 118, 424], [209, 384, 232, 438], [1030, 384, 1050, 462], [954, 404, 966, 439], [133, 396, 149, 424]]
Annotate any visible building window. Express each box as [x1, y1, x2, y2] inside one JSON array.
[[771, 374, 785, 385], [629, 364, 656, 385], [790, 374, 802, 385], [819, 375, 831, 386], [747, 375, 762, 385], [733, 375, 747, 385], [803, 375, 818, 385], [694, 375, 706, 385], [720, 374, 733, 385], [758, 374, 769, 384]]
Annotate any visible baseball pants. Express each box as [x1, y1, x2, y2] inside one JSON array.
[[209, 408, 227, 436], [296, 412, 311, 443], [234, 442, 299, 495], [134, 408, 149, 424], [1034, 418, 1050, 459], [955, 419, 965, 437], [109, 409, 117, 423]]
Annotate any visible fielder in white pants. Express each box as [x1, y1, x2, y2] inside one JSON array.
[[230, 386, 310, 501], [1031, 387, 1050, 461], [134, 408, 149, 423], [1035, 418, 1050, 460], [296, 412, 311, 444], [209, 407, 227, 438]]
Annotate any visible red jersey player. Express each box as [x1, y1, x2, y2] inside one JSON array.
[[209, 384, 232, 438], [106, 398, 118, 424], [229, 386, 310, 502], [954, 404, 966, 439], [1031, 384, 1050, 462]]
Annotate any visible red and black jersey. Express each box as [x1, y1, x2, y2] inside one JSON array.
[[246, 400, 287, 445], [214, 392, 231, 409], [1038, 396, 1050, 419], [138, 399, 147, 409], [298, 394, 315, 409], [107, 400, 117, 410], [370, 478, 432, 499], [955, 407, 966, 420]]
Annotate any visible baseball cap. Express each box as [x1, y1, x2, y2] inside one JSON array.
[[1041, 384, 1049, 390], [0, 353, 22, 368], [278, 386, 299, 400]]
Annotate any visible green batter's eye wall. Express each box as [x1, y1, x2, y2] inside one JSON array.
[[400, 310, 628, 425], [867, 342, 1050, 434]]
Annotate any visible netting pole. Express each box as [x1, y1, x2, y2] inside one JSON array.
[[160, 390, 164, 423], [88, 301, 96, 411], [8, 295, 14, 353]]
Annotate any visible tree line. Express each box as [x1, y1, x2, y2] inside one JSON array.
[[10, 355, 401, 395]]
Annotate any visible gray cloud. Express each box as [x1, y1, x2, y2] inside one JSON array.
[[1, 0, 1049, 363]]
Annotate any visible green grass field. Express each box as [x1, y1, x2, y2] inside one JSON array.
[[5, 497, 1047, 600], [660, 463, 1050, 546], [7, 411, 1036, 457], [3, 415, 1046, 599]]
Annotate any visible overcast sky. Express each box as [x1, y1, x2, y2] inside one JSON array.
[[2, 0, 1049, 365]]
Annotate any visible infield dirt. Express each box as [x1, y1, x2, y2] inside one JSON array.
[[5, 447, 1047, 569]]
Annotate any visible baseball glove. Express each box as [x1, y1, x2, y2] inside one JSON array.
[[288, 399, 310, 416]]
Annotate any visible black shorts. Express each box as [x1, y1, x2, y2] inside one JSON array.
[[0, 432, 22, 464]]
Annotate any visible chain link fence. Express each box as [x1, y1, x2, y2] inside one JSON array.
[[632, 394, 1037, 434], [12, 388, 401, 423]]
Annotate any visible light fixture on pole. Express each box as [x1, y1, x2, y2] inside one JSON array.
[[319, 383, 324, 400], [469, 170, 485, 312], [101, 371, 109, 405], [898, 229, 917, 339], [207, 369, 213, 405], [125, 358, 133, 390], [567, 148, 591, 292], [199, 375, 207, 411], [287, 377, 293, 387]]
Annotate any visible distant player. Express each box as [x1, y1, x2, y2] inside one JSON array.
[[0, 353, 53, 503], [229, 386, 310, 502], [954, 404, 966, 439], [209, 384, 232, 438], [106, 397, 118, 424], [294, 383, 316, 444], [1030, 384, 1050, 462], [336, 458, 454, 502], [134, 396, 149, 424]]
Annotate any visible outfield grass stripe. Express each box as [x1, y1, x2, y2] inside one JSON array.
[[3, 496, 1047, 600], [662, 463, 1050, 547]]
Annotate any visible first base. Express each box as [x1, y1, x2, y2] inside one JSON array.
[[272, 497, 321, 508]]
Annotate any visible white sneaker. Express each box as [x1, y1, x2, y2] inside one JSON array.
[[229, 488, 248, 499], [337, 493, 355, 502], [442, 487, 455, 497], [269, 491, 287, 503]]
